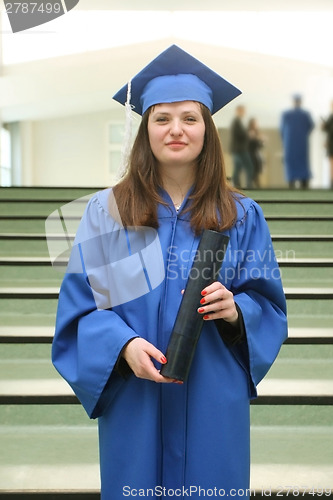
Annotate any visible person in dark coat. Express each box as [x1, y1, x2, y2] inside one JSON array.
[[230, 105, 254, 189], [321, 100, 333, 189], [280, 95, 314, 189], [248, 118, 264, 188]]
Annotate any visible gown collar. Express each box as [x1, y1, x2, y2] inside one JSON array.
[[157, 186, 193, 219]]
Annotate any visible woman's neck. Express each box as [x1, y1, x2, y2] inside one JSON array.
[[159, 164, 196, 209]]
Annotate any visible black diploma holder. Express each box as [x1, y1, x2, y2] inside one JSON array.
[[160, 230, 230, 382]]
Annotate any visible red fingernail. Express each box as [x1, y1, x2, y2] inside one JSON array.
[[198, 308, 205, 313], [203, 315, 210, 320], [161, 356, 167, 364], [201, 290, 207, 296], [200, 297, 205, 304]]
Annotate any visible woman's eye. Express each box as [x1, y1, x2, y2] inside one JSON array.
[[156, 117, 168, 123], [185, 117, 196, 122]]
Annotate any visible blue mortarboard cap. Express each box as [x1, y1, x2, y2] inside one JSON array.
[[113, 45, 241, 116]]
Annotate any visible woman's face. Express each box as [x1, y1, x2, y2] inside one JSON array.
[[147, 101, 205, 169]]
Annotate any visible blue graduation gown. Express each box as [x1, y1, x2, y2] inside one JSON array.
[[280, 108, 314, 182], [52, 188, 287, 499]]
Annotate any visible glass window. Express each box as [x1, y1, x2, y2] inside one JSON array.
[[107, 120, 139, 182]]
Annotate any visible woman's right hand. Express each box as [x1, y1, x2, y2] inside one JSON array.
[[122, 338, 180, 384]]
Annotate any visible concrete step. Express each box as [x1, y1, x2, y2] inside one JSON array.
[[260, 204, 333, 216], [0, 288, 60, 298], [1, 187, 332, 201], [0, 213, 333, 221], [0, 200, 88, 217], [0, 187, 99, 201], [1, 259, 333, 289], [0, 297, 58, 327], [1, 232, 333, 243], [1, 287, 333, 299], [284, 287, 333, 298], [1, 403, 331, 430], [1, 343, 332, 394], [267, 220, 333, 235], [0, 187, 331, 497], [0, 236, 332, 260], [0, 326, 55, 343], [2, 201, 333, 217], [0, 418, 332, 491], [2, 257, 333, 265], [1, 219, 333, 235], [2, 214, 333, 221], [0, 326, 332, 344], [0, 492, 99, 499], [0, 404, 332, 494], [0, 233, 72, 239], [1, 463, 330, 493], [246, 189, 333, 202], [285, 327, 333, 344], [279, 258, 333, 265], [0, 295, 332, 328], [0, 377, 332, 405], [1, 352, 332, 388]]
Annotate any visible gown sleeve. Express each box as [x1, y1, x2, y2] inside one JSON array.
[[227, 200, 288, 398], [51, 194, 139, 419]]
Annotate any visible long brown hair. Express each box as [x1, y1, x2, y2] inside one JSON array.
[[112, 103, 239, 234]]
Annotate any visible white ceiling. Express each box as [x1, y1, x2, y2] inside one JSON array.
[[0, 3, 332, 125], [75, 0, 333, 11], [1, 38, 331, 127]]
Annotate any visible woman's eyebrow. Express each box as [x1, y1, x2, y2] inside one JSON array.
[[153, 110, 200, 116]]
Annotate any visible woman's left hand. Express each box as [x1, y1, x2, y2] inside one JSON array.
[[197, 282, 239, 326]]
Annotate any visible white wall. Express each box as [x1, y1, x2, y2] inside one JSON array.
[[8, 39, 332, 188], [30, 109, 124, 187], [20, 108, 326, 189]]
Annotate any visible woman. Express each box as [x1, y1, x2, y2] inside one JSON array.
[[52, 45, 287, 499], [248, 117, 264, 188], [322, 101, 333, 189]]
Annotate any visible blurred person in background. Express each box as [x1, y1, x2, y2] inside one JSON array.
[[280, 95, 314, 189], [230, 105, 254, 189], [248, 118, 264, 188], [321, 100, 333, 189]]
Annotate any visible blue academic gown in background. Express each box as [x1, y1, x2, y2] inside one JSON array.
[[52, 188, 287, 499], [280, 108, 314, 182]]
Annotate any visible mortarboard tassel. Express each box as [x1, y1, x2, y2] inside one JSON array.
[[117, 80, 134, 180]]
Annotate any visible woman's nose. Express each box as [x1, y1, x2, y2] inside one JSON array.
[[170, 119, 183, 136]]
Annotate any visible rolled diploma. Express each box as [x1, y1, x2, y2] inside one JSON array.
[[161, 230, 230, 381]]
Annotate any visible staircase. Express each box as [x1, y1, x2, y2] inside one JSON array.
[[0, 187, 332, 498]]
